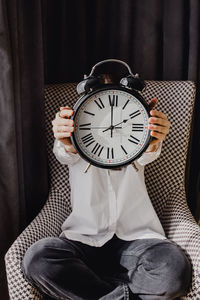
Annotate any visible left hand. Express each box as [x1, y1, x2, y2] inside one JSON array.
[[145, 98, 171, 153]]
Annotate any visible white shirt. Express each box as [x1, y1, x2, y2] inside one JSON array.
[[53, 139, 167, 247]]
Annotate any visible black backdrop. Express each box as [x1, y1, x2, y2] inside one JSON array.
[[0, 0, 200, 298], [43, 0, 200, 83]]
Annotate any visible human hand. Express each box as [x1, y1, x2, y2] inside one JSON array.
[[52, 106, 77, 154], [145, 98, 171, 152]]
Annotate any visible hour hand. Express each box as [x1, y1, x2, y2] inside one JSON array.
[[113, 119, 128, 128], [102, 125, 122, 133]]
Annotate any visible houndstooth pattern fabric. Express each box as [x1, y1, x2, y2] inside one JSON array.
[[5, 81, 200, 300]]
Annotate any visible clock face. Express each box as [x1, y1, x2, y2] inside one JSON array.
[[71, 86, 151, 168]]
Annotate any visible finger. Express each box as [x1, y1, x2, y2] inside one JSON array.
[[59, 108, 74, 118], [53, 125, 74, 133], [55, 109, 73, 119], [52, 118, 74, 127], [149, 117, 171, 128], [54, 132, 72, 139], [148, 124, 169, 134], [150, 110, 168, 120], [150, 131, 166, 141], [60, 106, 70, 110], [149, 98, 158, 110]]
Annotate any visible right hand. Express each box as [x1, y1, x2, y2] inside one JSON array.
[[52, 106, 77, 154]]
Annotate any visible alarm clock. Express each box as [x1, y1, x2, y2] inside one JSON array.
[[70, 59, 152, 169]]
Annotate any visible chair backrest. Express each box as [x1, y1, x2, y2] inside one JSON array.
[[44, 81, 196, 217]]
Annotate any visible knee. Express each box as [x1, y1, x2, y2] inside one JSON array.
[[21, 237, 59, 281], [163, 243, 192, 298]]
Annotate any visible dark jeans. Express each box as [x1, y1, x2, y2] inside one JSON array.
[[21, 234, 192, 300]]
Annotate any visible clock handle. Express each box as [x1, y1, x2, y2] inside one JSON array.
[[88, 59, 135, 77], [77, 58, 146, 94]]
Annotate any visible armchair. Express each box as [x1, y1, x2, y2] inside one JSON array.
[[5, 81, 200, 299]]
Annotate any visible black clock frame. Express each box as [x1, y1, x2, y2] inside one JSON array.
[[70, 84, 152, 169]]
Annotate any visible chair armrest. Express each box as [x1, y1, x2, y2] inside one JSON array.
[[161, 187, 200, 299], [5, 188, 71, 300]]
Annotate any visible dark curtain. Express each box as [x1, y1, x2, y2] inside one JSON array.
[[0, 0, 200, 298], [0, 0, 49, 298], [43, 0, 200, 82]]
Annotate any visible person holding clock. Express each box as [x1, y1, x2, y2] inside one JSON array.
[[22, 70, 191, 300]]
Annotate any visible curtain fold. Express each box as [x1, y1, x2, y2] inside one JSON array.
[[0, 2, 20, 297], [0, 0, 49, 298]]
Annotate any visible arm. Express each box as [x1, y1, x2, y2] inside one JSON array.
[[53, 139, 80, 165], [137, 141, 162, 166], [52, 106, 80, 165]]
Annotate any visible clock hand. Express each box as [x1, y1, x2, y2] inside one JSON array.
[[103, 116, 137, 132], [103, 118, 129, 132], [102, 125, 112, 133], [102, 125, 122, 132], [90, 126, 122, 129], [112, 119, 128, 128], [111, 101, 113, 138]]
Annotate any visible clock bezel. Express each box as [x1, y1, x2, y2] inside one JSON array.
[[70, 84, 151, 169]]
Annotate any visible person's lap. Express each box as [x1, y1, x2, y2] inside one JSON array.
[[21, 233, 192, 300], [92, 235, 191, 299]]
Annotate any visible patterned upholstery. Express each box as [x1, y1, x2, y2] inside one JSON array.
[[5, 81, 200, 300]]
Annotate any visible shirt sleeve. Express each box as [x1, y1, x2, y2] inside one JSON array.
[[53, 139, 80, 165], [136, 141, 163, 166]]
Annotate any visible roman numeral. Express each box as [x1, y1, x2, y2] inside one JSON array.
[[122, 99, 130, 110], [79, 123, 91, 130], [98, 146, 104, 157], [94, 98, 104, 109], [84, 110, 95, 116], [109, 95, 118, 106], [91, 143, 104, 156], [81, 133, 95, 147], [132, 123, 144, 132], [121, 145, 128, 155], [129, 110, 141, 119], [107, 147, 114, 159], [128, 135, 140, 145]]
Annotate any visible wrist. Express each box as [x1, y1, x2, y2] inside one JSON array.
[[145, 142, 161, 153], [64, 144, 77, 154]]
